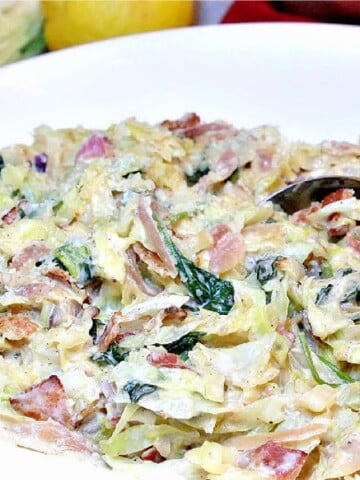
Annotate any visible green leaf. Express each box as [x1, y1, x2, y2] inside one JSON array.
[[337, 268, 354, 277], [185, 167, 210, 186], [123, 380, 157, 403], [255, 256, 282, 284], [352, 313, 360, 324], [315, 284, 333, 305], [54, 243, 93, 283], [91, 343, 130, 366], [317, 355, 356, 384], [299, 332, 337, 388], [162, 331, 205, 360], [340, 286, 360, 304], [0, 155, 5, 175], [156, 219, 234, 315], [19, 19, 46, 59]]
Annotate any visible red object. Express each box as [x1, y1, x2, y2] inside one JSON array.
[[147, 351, 190, 369], [222, 1, 315, 23]]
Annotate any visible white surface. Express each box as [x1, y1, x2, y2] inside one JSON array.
[[0, 23, 360, 148]]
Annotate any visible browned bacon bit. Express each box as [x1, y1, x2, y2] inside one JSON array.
[[198, 150, 238, 193], [163, 306, 187, 322], [257, 149, 274, 171], [2, 200, 28, 225], [137, 197, 177, 278], [132, 242, 174, 277], [0, 312, 38, 341], [74, 399, 103, 427], [10, 375, 75, 428], [292, 204, 321, 224], [161, 113, 201, 131], [211, 224, 231, 243], [97, 313, 122, 352], [183, 122, 236, 140], [276, 325, 295, 344], [209, 224, 245, 274], [1, 418, 98, 455], [237, 441, 307, 480], [45, 267, 72, 286], [326, 212, 350, 238], [321, 188, 354, 206], [10, 242, 49, 270], [14, 282, 51, 299], [147, 351, 190, 370], [141, 446, 165, 463]]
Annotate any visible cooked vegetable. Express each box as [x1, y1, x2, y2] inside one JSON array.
[[91, 343, 130, 366], [54, 244, 93, 283], [157, 219, 234, 315], [185, 166, 210, 186], [162, 331, 205, 360], [122, 380, 158, 403], [317, 354, 356, 384], [299, 332, 337, 387], [255, 256, 282, 284], [315, 284, 333, 305], [340, 286, 360, 304]]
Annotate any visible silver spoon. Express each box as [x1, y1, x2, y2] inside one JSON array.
[[265, 176, 360, 214]]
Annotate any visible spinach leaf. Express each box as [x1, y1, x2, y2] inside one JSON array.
[[54, 244, 93, 283], [265, 291, 272, 304], [52, 200, 64, 213], [185, 166, 210, 186], [255, 256, 282, 284], [123, 380, 157, 403], [287, 301, 302, 317], [0, 155, 4, 174], [315, 284, 333, 305], [89, 318, 104, 344], [337, 267, 353, 277], [340, 286, 360, 304], [352, 313, 360, 323], [163, 331, 205, 360], [318, 355, 356, 384], [91, 343, 130, 366], [157, 219, 234, 315], [299, 333, 337, 388]]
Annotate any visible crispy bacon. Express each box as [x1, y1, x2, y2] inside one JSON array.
[[211, 224, 231, 243], [2, 200, 28, 225], [198, 150, 238, 193], [137, 197, 177, 277], [257, 149, 274, 171], [183, 122, 236, 140], [141, 446, 165, 463], [45, 267, 72, 285], [276, 326, 295, 344], [321, 188, 354, 206], [10, 242, 49, 270], [14, 282, 51, 299], [292, 204, 320, 224], [346, 231, 360, 254], [132, 242, 174, 277], [147, 351, 190, 370], [0, 312, 38, 341], [209, 231, 245, 274], [97, 313, 122, 352], [237, 441, 307, 480], [76, 134, 111, 160], [10, 375, 74, 428], [161, 113, 201, 131], [163, 306, 187, 322], [1, 418, 97, 455], [322, 140, 360, 156]]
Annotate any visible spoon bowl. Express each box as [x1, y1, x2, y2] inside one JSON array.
[[265, 176, 360, 214]]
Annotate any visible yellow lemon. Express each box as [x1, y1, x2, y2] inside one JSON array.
[[42, 0, 194, 51]]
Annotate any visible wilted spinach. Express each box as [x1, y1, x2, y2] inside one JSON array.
[[156, 219, 234, 315], [91, 343, 130, 366], [255, 256, 282, 284], [123, 380, 157, 403], [163, 331, 206, 360], [0, 155, 4, 174], [340, 286, 360, 304], [315, 284, 333, 305], [185, 166, 210, 187]]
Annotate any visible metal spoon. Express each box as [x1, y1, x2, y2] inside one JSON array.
[[265, 176, 360, 214]]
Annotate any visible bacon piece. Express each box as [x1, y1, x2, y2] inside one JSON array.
[[10, 242, 49, 270], [2, 200, 28, 225], [322, 140, 360, 156], [0, 312, 38, 341], [132, 242, 174, 277], [321, 188, 354, 206], [209, 231, 245, 274], [76, 134, 110, 160], [292, 203, 321, 224], [257, 149, 274, 171], [237, 441, 307, 480], [161, 113, 201, 131], [126, 248, 162, 296], [45, 267, 72, 285], [147, 351, 190, 370], [198, 150, 238, 193], [276, 326, 295, 344], [97, 313, 122, 352], [211, 224, 231, 243], [14, 282, 51, 299], [1, 418, 97, 455], [10, 375, 74, 428], [141, 446, 165, 463], [163, 306, 187, 322], [183, 122, 236, 140], [346, 231, 360, 254], [137, 197, 177, 277]]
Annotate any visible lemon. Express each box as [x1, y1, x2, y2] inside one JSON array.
[[42, 0, 194, 51]]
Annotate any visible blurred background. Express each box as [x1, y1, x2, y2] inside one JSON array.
[[1, 0, 360, 66]]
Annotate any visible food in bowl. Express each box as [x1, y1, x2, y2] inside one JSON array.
[[0, 114, 359, 479]]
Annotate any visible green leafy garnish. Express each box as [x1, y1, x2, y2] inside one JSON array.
[[157, 219, 234, 315], [19, 19, 46, 59], [54, 244, 93, 283], [163, 331, 205, 360], [337, 267, 353, 277], [351, 313, 360, 323], [89, 318, 104, 344], [287, 300, 302, 317], [123, 380, 157, 403], [315, 284, 333, 305], [185, 167, 210, 186], [265, 291, 272, 304], [317, 355, 356, 384], [321, 262, 333, 279], [91, 343, 130, 366], [0, 155, 4, 175], [52, 200, 64, 213], [299, 332, 337, 387], [255, 256, 282, 284]]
